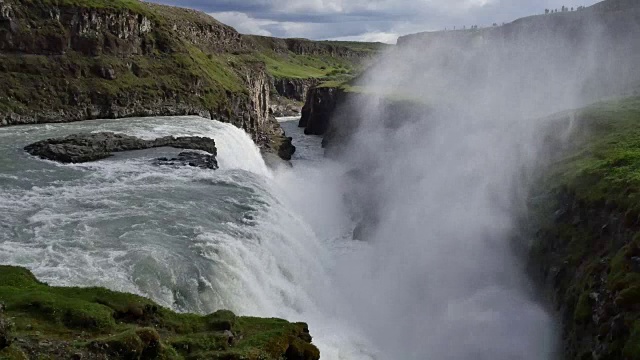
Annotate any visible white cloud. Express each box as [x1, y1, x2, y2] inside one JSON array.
[[330, 32, 400, 44], [155, 0, 603, 42], [208, 11, 275, 36]]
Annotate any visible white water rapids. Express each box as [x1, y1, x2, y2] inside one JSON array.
[[0, 115, 556, 359], [0, 116, 378, 359]]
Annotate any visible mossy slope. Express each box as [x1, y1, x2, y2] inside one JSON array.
[[530, 95, 640, 359], [0, 266, 319, 360]]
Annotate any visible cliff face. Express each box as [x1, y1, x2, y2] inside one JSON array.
[[0, 0, 292, 158], [274, 78, 318, 103], [246, 36, 375, 59], [528, 97, 640, 359], [246, 35, 383, 112], [299, 87, 343, 135]]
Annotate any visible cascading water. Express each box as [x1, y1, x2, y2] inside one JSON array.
[[0, 116, 377, 359]]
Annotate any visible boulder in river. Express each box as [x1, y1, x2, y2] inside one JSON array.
[[0, 304, 12, 350], [24, 132, 218, 165], [155, 151, 219, 170]]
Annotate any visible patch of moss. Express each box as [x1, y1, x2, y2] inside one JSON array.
[[546, 97, 640, 212], [624, 320, 640, 358], [27, 0, 153, 16], [0, 345, 28, 360], [574, 292, 592, 323], [0, 266, 320, 360]]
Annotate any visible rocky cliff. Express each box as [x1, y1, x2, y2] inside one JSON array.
[[0, 0, 386, 159], [0, 0, 290, 158], [527, 96, 640, 359], [245, 35, 384, 115], [299, 86, 344, 135], [274, 78, 318, 103], [246, 36, 378, 59]]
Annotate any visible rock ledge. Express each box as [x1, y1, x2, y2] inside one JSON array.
[[24, 132, 217, 165]]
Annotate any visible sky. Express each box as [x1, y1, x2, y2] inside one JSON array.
[[147, 0, 602, 43]]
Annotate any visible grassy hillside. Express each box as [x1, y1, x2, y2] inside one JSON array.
[[245, 35, 381, 83], [544, 96, 640, 212], [0, 266, 319, 359], [530, 95, 640, 359], [0, 0, 382, 124]]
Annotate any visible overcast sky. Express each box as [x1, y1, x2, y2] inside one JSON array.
[[148, 0, 601, 43]]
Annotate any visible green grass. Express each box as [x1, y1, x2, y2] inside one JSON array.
[[21, 0, 153, 15], [545, 96, 640, 214], [319, 40, 391, 53], [530, 95, 640, 359], [256, 52, 358, 79], [0, 266, 319, 359]]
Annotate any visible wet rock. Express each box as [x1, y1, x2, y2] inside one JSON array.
[[155, 151, 218, 170], [277, 136, 296, 161], [299, 87, 341, 134], [92, 65, 116, 80], [24, 132, 217, 164], [274, 78, 318, 102], [222, 330, 235, 345], [631, 257, 640, 272], [0, 304, 12, 350]]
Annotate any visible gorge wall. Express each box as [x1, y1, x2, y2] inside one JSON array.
[[527, 98, 640, 359], [0, 0, 379, 160]]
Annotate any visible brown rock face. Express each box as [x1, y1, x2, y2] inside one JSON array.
[[299, 87, 342, 135], [0, 0, 294, 159], [24, 132, 218, 164], [274, 78, 318, 102]]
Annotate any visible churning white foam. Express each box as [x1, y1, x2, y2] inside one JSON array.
[[0, 116, 376, 359]]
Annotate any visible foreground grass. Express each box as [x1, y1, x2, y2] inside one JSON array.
[[0, 266, 319, 359]]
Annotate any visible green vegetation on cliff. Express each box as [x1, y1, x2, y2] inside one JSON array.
[[547, 97, 640, 212], [530, 95, 640, 359], [0, 0, 380, 122], [0, 0, 381, 160], [0, 266, 319, 360], [246, 35, 380, 81]]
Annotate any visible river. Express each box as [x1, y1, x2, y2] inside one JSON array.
[[0, 115, 556, 359]]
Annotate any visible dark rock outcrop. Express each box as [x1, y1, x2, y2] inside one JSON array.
[[299, 87, 343, 135], [0, 304, 11, 350], [274, 78, 318, 102], [529, 190, 640, 359], [299, 85, 429, 156], [155, 151, 219, 170], [24, 132, 217, 164], [270, 98, 302, 117]]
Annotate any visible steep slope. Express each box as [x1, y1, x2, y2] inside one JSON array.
[[0, 0, 288, 153], [0, 0, 383, 159], [0, 266, 320, 359], [529, 95, 640, 359], [246, 36, 386, 116]]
